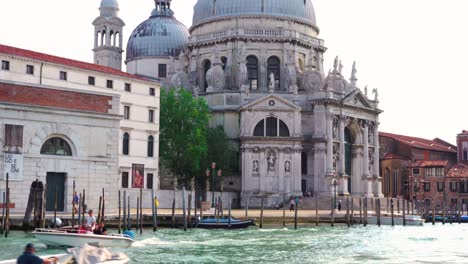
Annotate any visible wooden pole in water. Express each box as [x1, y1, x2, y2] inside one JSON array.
[[359, 198, 362, 225], [182, 188, 187, 231], [217, 196, 221, 226], [1, 192, 5, 235], [331, 197, 335, 228], [371, 198, 374, 212], [151, 190, 156, 232], [283, 193, 286, 227], [5, 175, 9, 238], [154, 195, 159, 231], [386, 198, 389, 213], [194, 196, 198, 228], [432, 200, 436, 225], [77, 193, 82, 227], [260, 196, 264, 229], [139, 188, 143, 234], [123, 191, 127, 232], [391, 199, 394, 226], [82, 189, 86, 225], [188, 193, 192, 228], [41, 185, 46, 229], [407, 200, 410, 215], [228, 199, 232, 228], [128, 196, 131, 230], [346, 197, 350, 228], [54, 186, 58, 228], [315, 194, 319, 226], [136, 197, 140, 233], [397, 199, 400, 214], [199, 197, 203, 222], [97, 196, 102, 226], [72, 181, 76, 229], [449, 206, 453, 225], [171, 195, 176, 229], [294, 198, 298, 230], [245, 197, 249, 218], [118, 190, 121, 234], [351, 197, 354, 226], [402, 198, 406, 226], [459, 201, 462, 225], [377, 199, 381, 227], [102, 188, 106, 225], [364, 198, 368, 227]]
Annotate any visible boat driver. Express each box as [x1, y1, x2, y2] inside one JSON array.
[[17, 243, 59, 264], [85, 209, 96, 231]]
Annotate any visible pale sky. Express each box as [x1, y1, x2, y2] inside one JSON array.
[[0, 0, 466, 144]]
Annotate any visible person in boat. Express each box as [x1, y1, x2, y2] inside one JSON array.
[[85, 210, 96, 231], [93, 222, 108, 235], [78, 224, 87, 234], [17, 243, 59, 264]]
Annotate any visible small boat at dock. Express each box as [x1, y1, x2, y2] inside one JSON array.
[[196, 216, 256, 229], [366, 214, 425, 226], [32, 228, 134, 248]]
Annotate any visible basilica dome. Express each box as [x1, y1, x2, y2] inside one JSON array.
[[100, 0, 119, 8], [192, 0, 317, 28], [125, 2, 189, 63]]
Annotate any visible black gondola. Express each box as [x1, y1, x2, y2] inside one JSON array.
[[195, 216, 256, 229]]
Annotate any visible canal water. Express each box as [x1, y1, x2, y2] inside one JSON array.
[[1, 224, 467, 263]]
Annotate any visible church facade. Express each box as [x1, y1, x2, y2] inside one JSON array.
[[96, 0, 384, 206]]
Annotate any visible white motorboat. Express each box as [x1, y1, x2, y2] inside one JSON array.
[[32, 228, 134, 248], [366, 214, 425, 226], [0, 244, 129, 264]]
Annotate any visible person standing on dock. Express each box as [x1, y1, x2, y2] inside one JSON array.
[[289, 198, 296, 212], [17, 243, 58, 264], [338, 200, 342, 212]]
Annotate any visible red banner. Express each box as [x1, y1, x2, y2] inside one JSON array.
[[132, 164, 145, 188]]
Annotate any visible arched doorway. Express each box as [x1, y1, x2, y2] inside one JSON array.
[[344, 128, 353, 193]]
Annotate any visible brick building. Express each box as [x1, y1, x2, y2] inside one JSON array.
[[379, 132, 457, 199]]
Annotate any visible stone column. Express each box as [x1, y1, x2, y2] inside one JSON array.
[[326, 114, 334, 175], [363, 121, 370, 178], [339, 118, 345, 175], [259, 149, 266, 192], [374, 123, 384, 197]]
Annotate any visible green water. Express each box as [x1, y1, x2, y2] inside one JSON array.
[[1, 224, 468, 263]]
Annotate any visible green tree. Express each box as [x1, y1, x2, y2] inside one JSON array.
[[159, 88, 210, 187], [203, 126, 238, 177]]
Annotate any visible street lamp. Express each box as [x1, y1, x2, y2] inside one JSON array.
[[210, 162, 216, 208], [332, 179, 338, 210]]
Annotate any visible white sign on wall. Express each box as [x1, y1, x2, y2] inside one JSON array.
[[4, 153, 23, 181]]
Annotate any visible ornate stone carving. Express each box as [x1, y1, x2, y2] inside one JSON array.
[[267, 151, 276, 172], [332, 118, 339, 140], [368, 122, 375, 144], [369, 150, 375, 175], [253, 160, 259, 174], [333, 143, 339, 171], [206, 48, 225, 93], [303, 69, 323, 92], [269, 72, 275, 93], [350, 61, 357, 88], [372, 88, 379, 102], [285, 160, 291, 173]]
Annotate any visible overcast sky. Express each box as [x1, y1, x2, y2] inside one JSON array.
[[0, 0, 466, 144]]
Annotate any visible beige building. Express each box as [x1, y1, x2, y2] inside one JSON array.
[[0, 44, 160, 213]]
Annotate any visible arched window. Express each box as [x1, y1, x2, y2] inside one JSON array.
[[463, 148, 468, 161], [253, 117, 290, 137], [101, 30, 106, 46], [393, 169, 398, 197], [40, 137, 72, 156], [147, 135, 154, 158], [385, 168, 390, 195], [267, 56, 281, 90], [96, 31, 102, 47], [123, 133, 130, 155], [115, 32, 120, 47], [203, 60, 211, 91], [110, 30, 114, 46], [247, 55, 258, 90]]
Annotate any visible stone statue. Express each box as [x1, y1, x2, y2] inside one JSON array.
[[338, 60, 343, 75], [285, 160, 291, 173], [238, 45, 247, 62], [253, 160, 259, 173], [372, 88, 379, 101], [178, 51, 188, 70], [364, 85, 368, 96], [190, 55, 197, 72], [332, 118, 339, 140], [286, 62, 298, 94], [333, 56, 339, 72], [350, 61, 357, 87], [267, 152, 276, 172], [269, 72, 275, 93], [238, 61, 248, 88]]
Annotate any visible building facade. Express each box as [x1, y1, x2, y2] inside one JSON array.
[[379, 132, 457, 199], [0, 44, 160, 213], [119, 0, 384, 206]]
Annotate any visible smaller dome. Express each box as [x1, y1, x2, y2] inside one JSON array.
[[100, 0, 119, 8]]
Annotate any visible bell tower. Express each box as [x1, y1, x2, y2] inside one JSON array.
[[92, 0, 125, 70]]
